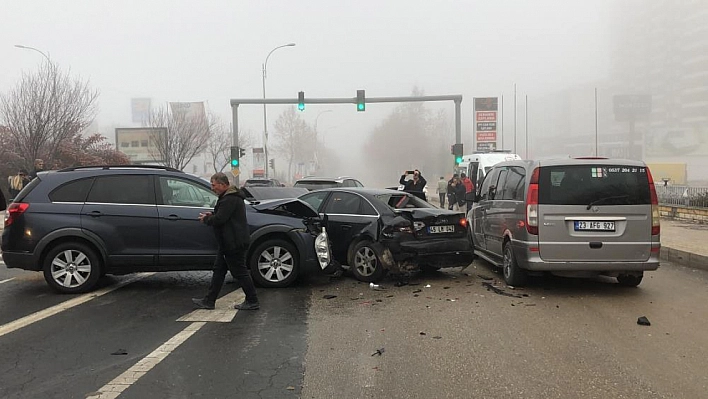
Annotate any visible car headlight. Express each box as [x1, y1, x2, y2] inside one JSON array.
[[315, 227, 331, 270]]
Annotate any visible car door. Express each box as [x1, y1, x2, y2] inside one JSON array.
[[81, 174, 158, 270], [156, 176, 218, 269], [471, 169, 497, 251], [321, 192, 378, 263], [485, 167, 509, 256]]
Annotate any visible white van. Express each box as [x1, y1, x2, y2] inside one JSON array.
[[456, 150, 522, 188]]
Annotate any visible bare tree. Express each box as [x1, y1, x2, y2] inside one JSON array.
[[272, 107, 315, 180], [0, 59, 99, 170], [144, 106, 217, 170], [205, 125, 255, 173]]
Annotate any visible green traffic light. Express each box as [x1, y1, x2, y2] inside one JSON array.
[[298, 103, 305, 111], [231, 159, 239, 167], [357, 103, 365, 111], [455, 156, 463, 164]]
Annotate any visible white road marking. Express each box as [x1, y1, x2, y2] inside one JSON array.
[[0, 273, 154, 338], [86, 288, 246, 398], [0, 278, 15, 284], [86, 322, 206, 399], [177, 288, 245, 323]]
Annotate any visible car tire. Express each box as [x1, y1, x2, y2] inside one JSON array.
[[503, 242, 527, 286], [617, 273, 643, 287], [349, 240, 386, 283], [43, 242, 103, 294], [249, 239, 299, 288]]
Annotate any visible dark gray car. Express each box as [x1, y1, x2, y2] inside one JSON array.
[[1, 165, 332, 293], [469, 158, 661, 287]]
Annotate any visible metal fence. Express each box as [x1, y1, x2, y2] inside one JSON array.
[[656, 185, 708, 207]]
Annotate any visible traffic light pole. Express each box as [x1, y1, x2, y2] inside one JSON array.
[[230, 94, 463, 180], [231, 104, 240, 186]]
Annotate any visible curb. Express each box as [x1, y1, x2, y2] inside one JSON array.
[[661, 247, 708, 271]]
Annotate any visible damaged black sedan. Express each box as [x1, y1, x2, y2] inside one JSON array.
[[299, 188, 474, 282]]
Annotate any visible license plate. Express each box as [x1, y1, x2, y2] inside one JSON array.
[[428, 225, 455, 234], [574, 221, 615, 231]]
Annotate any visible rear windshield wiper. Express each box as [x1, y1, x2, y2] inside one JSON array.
[[586, 195, 629, 210]]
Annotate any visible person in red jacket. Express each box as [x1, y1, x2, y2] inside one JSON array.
[[460, 173, 474, 213]]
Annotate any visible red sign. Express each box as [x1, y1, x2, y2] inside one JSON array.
[[476, 111, 497, 122], [476, 131, 497, 142]]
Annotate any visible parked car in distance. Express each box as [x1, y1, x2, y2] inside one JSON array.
[[1, 165, 332, 293], [469, 157, 660, 287], [293, 176, 364, 191], [299, 188, 474, 282], [243, 178, 285, 187]]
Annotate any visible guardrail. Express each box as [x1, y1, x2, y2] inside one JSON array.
[[656, 185, 708, 207]]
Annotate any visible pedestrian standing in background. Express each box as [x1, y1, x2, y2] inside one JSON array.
[[192, 172, 260, 311], [8, 169, 29, 200], [436, 176, 447, 208], [447, 174, 459, 210], [455, 174, 467, 211], [460, 172, 474, 213], [29, 159, 44, 180]]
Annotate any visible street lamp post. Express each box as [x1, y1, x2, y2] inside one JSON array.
[[313, 110, 333, 170], [262, 43, 296, 178], [14, 44, 51, 62]]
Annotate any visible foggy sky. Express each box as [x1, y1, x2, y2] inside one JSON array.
[[1, 0, 612, 182]]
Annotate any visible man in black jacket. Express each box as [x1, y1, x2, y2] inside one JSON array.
[[192, 173, 260, 310], [399, 169, 427, 200]]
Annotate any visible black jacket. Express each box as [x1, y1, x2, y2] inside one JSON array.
[[0, 188, 6, 211], [399, 173, 427, 192], [203, 186, 250, 251]]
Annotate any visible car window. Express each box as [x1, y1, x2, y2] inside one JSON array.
[[342, 179, 355, 187], [160, 177, 216, 207], [299, 191, 329, 212], [501, 166, 526, 201], [360, 198, 377, 215], [539, 164, 651, 205], [87, 175, 155, 205], [49, 178, 94, 203], [323, 192, 362, 214], [479, 168, 500, 201], [294, 181, 339, 190], [354, 180, 364, 187], [377, 193, 432, 209]]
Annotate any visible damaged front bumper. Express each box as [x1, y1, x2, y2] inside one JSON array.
[[378, 236, 475, 273]]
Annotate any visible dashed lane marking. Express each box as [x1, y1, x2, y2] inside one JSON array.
[[0, 278, 15, 284], [86, 288, 245, 398], [0, 273, 154, 338]]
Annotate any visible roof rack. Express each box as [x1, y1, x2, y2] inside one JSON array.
[[57, 165, 183, 173]]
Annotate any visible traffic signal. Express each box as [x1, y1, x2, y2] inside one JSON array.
[[230, 146, 239, 168], [269, 159, 275, 169], [239, 147, 246, 158], [356, 89, 365, 111], [298, 91, 305, 111], [452, 143, 464, 164]]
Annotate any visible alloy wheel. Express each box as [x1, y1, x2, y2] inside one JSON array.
[[354, 246, 378, 277], [257, 245, 294, 283], [50, 249, 93, 289]]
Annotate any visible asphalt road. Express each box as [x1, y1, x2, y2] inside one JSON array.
[[1, 260, 707, 398]]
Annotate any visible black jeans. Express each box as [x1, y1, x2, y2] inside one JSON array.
[[205, 245, 258, 304]]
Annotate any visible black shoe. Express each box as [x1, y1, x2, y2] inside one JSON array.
[[192, 297, 215, 310], [234, 301, 260, 310]]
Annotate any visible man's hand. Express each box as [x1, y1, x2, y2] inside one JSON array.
[[198, 212, 212, 223]]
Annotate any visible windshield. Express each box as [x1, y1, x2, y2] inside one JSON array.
[[539, 164, 651, 205]]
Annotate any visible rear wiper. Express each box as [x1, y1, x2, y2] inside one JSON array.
[[586, 195, 629, 210]]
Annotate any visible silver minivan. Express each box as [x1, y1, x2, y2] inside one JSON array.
[[469, 158, 661, 287]]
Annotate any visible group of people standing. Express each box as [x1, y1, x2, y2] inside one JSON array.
[[436, 173, 474, 212]]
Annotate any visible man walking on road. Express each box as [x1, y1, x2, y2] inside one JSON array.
[[192, 172, 260, 311], [436, 176, 447, 208]]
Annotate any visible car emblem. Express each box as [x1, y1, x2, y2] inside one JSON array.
[[591, 206, 600, 213]]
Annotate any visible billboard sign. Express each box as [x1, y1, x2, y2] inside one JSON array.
[[115, 127, 167, 163], [169, 102, 206, 122], [613, 94, 652, 121], [131, 98, 151, 124], [474, 97, 499, 152]]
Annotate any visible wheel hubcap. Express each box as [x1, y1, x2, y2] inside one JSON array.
[[355, 247, 377, 276], [51, 250, 92, 288], [257, 246, 294, 282]]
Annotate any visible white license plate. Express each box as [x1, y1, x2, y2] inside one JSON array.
[[428, 225, 455, 234], [574, 221, 615, 231]]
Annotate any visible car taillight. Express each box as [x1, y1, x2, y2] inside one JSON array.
[[5, 202, 30, 227], [526, 167, 539, 235], [459, 218, 468, 228], [646, 168, 660, 235]]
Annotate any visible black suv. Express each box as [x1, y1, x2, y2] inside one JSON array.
[[1, 165, 332, 293], [293, 176, 364, 191]]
